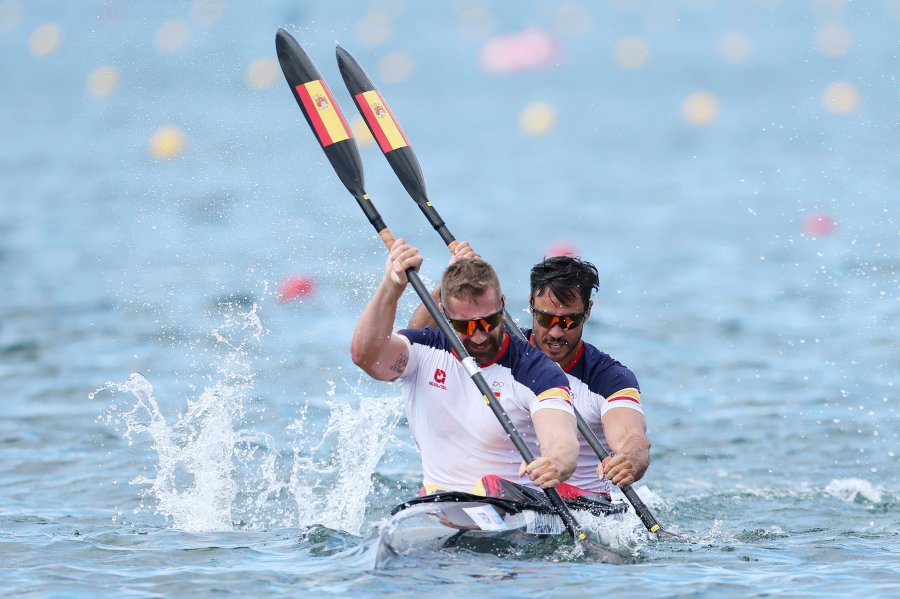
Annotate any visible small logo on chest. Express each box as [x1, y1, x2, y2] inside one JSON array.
[[429, 368, 447, 390]]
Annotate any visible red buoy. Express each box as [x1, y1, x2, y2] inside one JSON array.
[[278, 275, 316, 302], [545, 242, 580, 258], [804, 212, 836, 237]]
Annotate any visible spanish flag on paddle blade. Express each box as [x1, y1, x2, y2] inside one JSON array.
[[294, 80, 351, 147], [354, 90, 409, 153]]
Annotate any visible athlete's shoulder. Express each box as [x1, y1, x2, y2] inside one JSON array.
[[397, 327, 451, 351], [503, 334, 570, 392], [577, 339, 640, 395]]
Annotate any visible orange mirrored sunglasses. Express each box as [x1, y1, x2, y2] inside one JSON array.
[[443, 301, 505, 336], [530, 304, 587, 330]]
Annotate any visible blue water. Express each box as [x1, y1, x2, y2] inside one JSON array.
[[2, 0, 898, 596]]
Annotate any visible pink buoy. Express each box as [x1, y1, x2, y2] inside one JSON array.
[[480, 29, 562, 74], [278, 275, 316, 302], [804, 212, 836, 237]]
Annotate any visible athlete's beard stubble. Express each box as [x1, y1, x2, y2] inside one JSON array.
[[462, 329, 503, 365]]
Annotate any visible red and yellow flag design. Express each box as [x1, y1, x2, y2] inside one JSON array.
[[608, 388, 641, 405], [295, 80, 351, 147], [537, 386, 573, 406], [354, 90, 409, 152]]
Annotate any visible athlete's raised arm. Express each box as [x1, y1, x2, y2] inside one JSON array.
[[350, 238, 423, 381]]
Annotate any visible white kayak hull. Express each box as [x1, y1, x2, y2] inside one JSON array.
[[375, 492, 631, 567]]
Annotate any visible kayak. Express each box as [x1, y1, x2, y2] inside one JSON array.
[[375, 479, 632, 567]]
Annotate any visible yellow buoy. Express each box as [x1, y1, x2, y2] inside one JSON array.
[[356, 12, 392, 47], [682, 91, 719, 126], [245, 57, 278, 90], [822, 82, 859, 114], [0, 0, 24, 34], [640, 0, 678, 32], [29, 23, 62, 57], [155, 20, 188, 54], [816, 23, 852, 58], [87, 65, 120, 98], [519, 102, 557, 136], [378, 51, 413, 84], [190, 0, 226, 26], [717, 31, 754, 65], [614, 36, 649, 70], [149, 126, 186, 160], [350, 115, 375, 147], [555, 3, 592, 38]]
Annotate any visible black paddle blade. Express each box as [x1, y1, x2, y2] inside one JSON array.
[[276, 29, 366, 199], [335, 44, 429, 204]]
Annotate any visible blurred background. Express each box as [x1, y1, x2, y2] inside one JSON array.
[[1, 0, 897, 535]]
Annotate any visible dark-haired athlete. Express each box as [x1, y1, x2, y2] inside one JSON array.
[[527, 255, 649, 494], [410, 248, 650, 497]]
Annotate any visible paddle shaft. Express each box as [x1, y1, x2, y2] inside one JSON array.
[[336, 43, 664, 536], [422, 204, 664, 535], [403, 268, 585, 541], [275, 29, 585, 542]]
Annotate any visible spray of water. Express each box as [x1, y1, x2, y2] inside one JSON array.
[[289, 385, 404, 535], [825, 478, 884, 503], [575, 484, 668, 554], [95, 302, 404, 534], [94, 303, 265, 530]]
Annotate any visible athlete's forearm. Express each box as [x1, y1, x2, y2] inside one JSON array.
[[533, 410, 579, 482], [542, 439, 578, 482], [602, 408, 650, 481], [611, 431, 651, 481]]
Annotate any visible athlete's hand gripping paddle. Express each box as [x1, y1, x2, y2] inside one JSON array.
[[273, 28, 618, 552], [334, 42, 673, 538]]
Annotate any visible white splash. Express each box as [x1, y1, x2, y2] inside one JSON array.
[[288, 386, 404, 536], [95, 303, 265, 531], [633, 484, 667, 509], [824, 478, 884, 503], [577, 484, 670, 552], [577, 509, 645, 552], [96, 302, 404, 535], [696, 518, 725, 544]]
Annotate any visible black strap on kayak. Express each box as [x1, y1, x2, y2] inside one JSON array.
[[393, 482, 628, 518]]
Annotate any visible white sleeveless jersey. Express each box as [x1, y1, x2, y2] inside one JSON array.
[[397, 328, 573, 494]]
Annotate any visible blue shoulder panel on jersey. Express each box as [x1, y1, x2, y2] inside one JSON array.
[[397, 326, 452, 352], [522, 328, 639, 399], [498, 334, 571, 397], [399, 328, 568, 397]]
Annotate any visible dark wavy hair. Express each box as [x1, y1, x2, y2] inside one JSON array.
[[529, 256, 599, 307]]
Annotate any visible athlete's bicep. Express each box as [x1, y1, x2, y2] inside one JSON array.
[[532, 407, 577, 446], [368, 334, 412, 382]]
